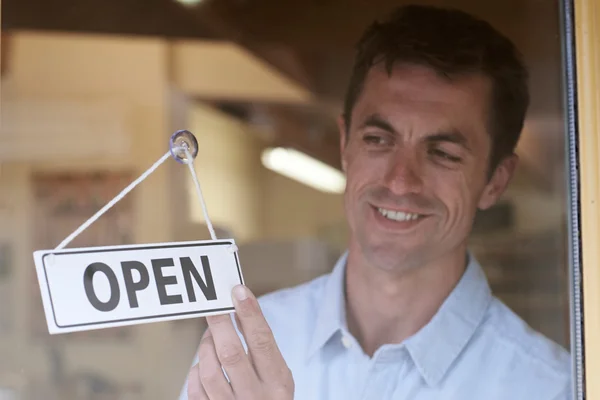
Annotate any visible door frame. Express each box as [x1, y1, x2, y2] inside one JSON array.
[[564, 0, 600, 398]]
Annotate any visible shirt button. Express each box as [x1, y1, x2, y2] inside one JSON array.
[[341, 335, 352, 349]]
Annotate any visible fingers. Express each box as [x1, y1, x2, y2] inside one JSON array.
[[230, 285, 290, 384], [195, 287, 293, 399], [196, 329, 234, 400], [234, 312, 254, 368], [205, 313, 260, 396], [187, 363, 208, 400]]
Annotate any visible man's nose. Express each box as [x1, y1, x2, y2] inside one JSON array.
[[382, 152, 424, 194]]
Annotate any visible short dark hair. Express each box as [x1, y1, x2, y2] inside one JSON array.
[[343, 5, 529, 173]]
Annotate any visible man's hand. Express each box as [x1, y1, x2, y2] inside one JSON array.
[[187, 284, 294, 400]]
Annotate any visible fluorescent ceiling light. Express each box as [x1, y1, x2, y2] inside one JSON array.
[[261, 147, 346, 194], [175, 0, 204, 6]]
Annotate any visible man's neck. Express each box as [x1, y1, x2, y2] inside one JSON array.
[[344, 247, 468, 357]]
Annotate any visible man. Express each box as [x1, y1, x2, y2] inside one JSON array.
[[181, 4, 571, 400]]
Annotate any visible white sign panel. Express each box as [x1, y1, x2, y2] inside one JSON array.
[[33, 240, 243, 334]]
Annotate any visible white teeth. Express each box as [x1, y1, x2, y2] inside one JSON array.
[[377, 207, 421, 222]]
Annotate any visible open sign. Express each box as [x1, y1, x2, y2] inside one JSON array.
[[33, 240, 243, 334]]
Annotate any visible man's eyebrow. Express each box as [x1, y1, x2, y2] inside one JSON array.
[[425, 131, 472, 152], [358, 114, 396, 133], [358, 116, 472, 151]]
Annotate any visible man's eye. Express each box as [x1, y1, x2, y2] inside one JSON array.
[[363, 135, 390, 146], [429, 148, 461, 163]]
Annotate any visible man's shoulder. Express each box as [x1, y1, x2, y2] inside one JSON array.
[[481, 297, 571, 382]]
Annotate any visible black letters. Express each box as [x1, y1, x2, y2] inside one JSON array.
[[180, 255, 217, 302], [83, 255, 215, 311], [151, 258, 183, 305], [121, 261, 150, 308], [83, 262, 120, 312]]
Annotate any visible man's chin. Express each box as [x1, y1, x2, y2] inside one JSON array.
[[362, 243, 429, 273]]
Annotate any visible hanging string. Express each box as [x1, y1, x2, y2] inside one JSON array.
[[183, 148, 217, 241], [54, 150, 173, 252], [50, 136, 233, 256]]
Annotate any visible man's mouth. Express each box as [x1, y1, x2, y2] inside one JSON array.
[[376, 207, 423, 222]]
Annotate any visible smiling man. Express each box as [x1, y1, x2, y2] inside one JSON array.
[[181, 5, 571, 400]]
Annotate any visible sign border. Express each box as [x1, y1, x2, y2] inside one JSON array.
[[39, 240, 242, 329]]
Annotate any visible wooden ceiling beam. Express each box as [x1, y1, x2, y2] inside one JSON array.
[[1, 0, 216, 39]]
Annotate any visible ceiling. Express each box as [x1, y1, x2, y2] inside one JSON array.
[[2, 0, 567, 188]]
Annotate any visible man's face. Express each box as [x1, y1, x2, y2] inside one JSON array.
[[340, 63, 516, 272]]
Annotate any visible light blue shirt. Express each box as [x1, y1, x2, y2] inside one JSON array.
[[179, 251, 572, 399]]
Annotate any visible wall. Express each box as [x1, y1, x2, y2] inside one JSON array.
[[263, 170, 346, 244], [0, 31, 181, 399]]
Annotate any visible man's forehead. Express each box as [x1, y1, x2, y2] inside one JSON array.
[[350, 63, 492, 148], [361, 62, 491, 104], [351, 63, 492, 135]]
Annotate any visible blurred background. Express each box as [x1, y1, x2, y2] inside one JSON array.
[[0, 0, 570, 399]]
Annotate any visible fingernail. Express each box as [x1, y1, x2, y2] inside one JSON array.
[[232, 285, 248, 302]]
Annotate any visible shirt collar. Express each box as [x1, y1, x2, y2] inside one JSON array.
[[307, 251, 349, 360], [307, 251, 493, 387], [404, 253, 492, 386]]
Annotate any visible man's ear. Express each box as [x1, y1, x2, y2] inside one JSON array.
[[477, 154, 519, 210], [338, 115, 348, 173]]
